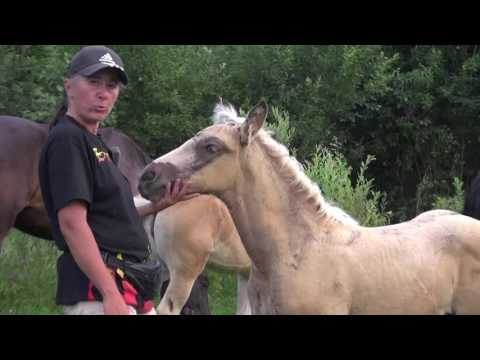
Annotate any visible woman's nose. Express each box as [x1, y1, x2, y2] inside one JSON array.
[[96, 86, 108, 99]]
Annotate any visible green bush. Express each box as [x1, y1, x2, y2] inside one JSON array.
[[431, 177, 465, 213], [269, 105, 389, 227], [305, 148, 390, 227], [267, 105, 296, 150]]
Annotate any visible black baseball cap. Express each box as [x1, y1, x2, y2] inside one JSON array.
[[68, 45, 128, 85]]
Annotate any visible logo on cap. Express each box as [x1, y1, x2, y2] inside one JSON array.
[[99, 53, 124, 71]]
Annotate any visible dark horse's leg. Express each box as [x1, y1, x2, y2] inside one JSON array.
[[180, 272, 210, 315], [0, 205, 23, 254], [0, 178, 29, 254]]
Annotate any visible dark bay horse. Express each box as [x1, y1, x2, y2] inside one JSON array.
[[0, 116, 209, 315], [464, 172, 480, 220]]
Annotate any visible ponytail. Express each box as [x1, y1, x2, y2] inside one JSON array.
[[49, 92, 68, 130]]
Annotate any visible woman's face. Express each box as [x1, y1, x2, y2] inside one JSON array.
[[65, 68, 121, 126]]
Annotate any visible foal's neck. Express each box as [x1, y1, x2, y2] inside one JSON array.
[[220, 141, 321, 268]]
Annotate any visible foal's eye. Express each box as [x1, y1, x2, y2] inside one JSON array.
[[206, 144, 219, 154]]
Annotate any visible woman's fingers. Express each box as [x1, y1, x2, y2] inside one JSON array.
[[164, 181, 173, 201]]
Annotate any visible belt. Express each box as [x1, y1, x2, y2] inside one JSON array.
[[99, 249, 148, 264]]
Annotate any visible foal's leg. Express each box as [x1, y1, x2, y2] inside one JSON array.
[[156, 269, 201, 315], [235, 272, 251, 315], [156, 248, 210, 315]]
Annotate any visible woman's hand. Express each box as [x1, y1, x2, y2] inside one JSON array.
[[103, 291, 134, 315], [136, 179, 200, 217], [151, 179, 199, 212]]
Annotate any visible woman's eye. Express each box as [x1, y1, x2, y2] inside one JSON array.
[[107, 82, 119, 89]]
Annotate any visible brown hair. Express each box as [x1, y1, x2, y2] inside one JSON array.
[[49, 93, 68, 130]]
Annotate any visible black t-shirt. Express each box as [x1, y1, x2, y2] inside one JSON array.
[[39, 115, 150, 305]]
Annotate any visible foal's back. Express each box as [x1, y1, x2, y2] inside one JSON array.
[[346, 210, 480, 314]]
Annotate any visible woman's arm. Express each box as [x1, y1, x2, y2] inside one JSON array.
[[58, 200, 131, 315]]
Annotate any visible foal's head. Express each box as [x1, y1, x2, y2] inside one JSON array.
[[138, 101, 268, 201]]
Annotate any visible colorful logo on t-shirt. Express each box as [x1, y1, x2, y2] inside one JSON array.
[[92, 147, 111, 163]]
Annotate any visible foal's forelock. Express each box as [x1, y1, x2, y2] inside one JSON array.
[[212, 103, 245, 125]]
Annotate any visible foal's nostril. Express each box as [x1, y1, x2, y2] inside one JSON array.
[[141, 170, 157, 183]]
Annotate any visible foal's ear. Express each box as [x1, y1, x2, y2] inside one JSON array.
[[240, 100, 268, 146]]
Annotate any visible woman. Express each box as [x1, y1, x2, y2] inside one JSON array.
[[39, 45, 189, 315]]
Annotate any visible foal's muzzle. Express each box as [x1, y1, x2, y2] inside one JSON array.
[[140, 170, 157, 184], [138, 162, 180, 201]]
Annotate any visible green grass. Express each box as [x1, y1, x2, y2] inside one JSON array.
[[0, 230, 62, 315], [205, 268, 237, 315], [0, 230, 237, 315]]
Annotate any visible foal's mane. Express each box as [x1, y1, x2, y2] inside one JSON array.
[[212, 103, 358, 226]]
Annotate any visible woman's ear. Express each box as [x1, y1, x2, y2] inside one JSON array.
[[64, 78, 72, 97]]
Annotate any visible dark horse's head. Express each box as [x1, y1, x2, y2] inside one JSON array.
[[464, 172, 480, 219], [98, 128, 152, 196]]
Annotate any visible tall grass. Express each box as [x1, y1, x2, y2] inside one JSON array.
[[0, 230, 61, 315], [0, 230, 236, 315], [205, 268, 237, 315]]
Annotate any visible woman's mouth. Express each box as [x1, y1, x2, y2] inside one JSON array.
[[94, 107, 108, 114]]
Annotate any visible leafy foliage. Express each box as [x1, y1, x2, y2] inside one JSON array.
[[305, 148, 390, 226], [267, 105, 296, 150], [431, 177, 465, 213], [1, 44, 478, 220], [270, 105, 389, 226]]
